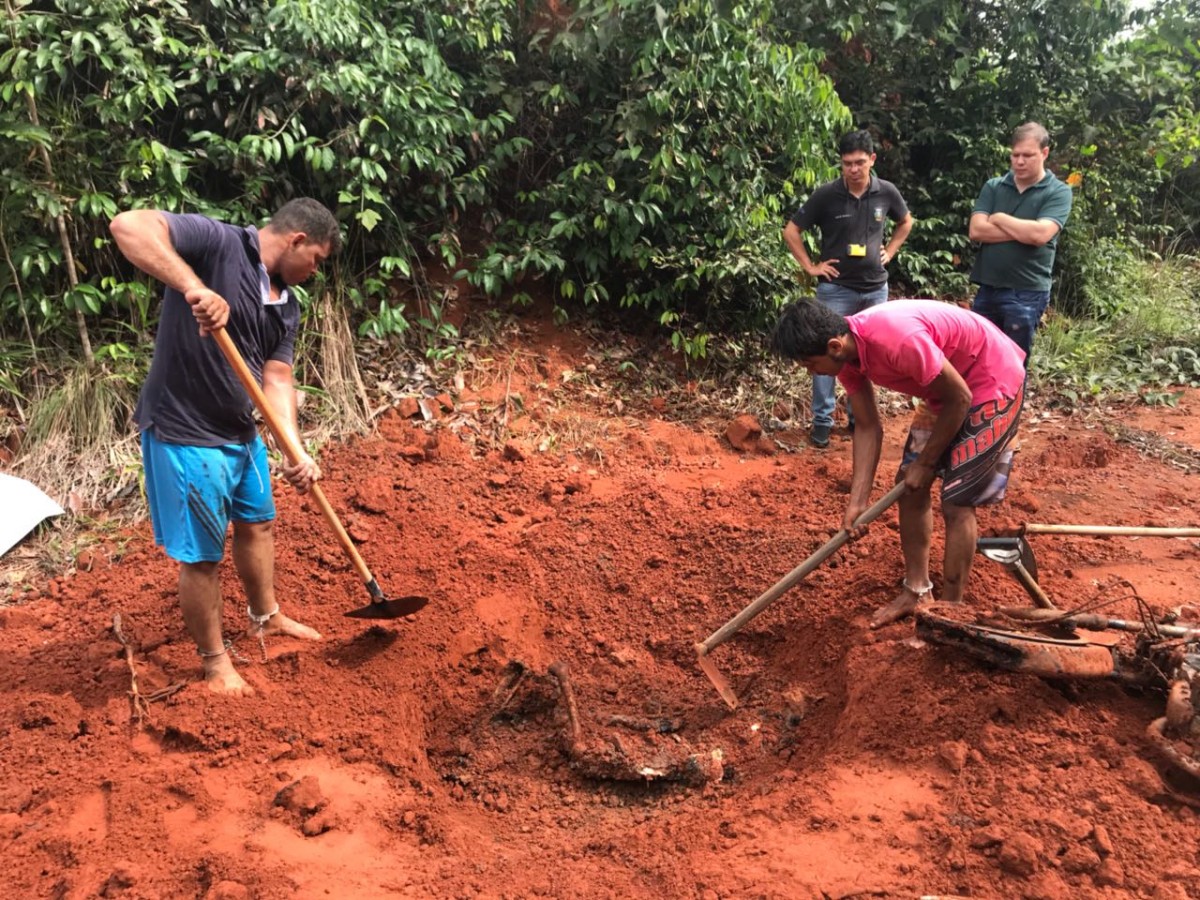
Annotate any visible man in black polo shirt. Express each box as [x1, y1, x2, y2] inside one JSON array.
[[784, 130, 913, 448], [110, 199, 340, 697]]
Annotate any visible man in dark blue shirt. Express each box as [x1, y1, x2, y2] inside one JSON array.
[[111, 199, 339, 696]]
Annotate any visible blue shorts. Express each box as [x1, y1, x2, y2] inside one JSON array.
[[141, 429, 275, 563]]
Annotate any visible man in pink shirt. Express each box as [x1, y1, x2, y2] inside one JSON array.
[[772, 298, 1027, 627]]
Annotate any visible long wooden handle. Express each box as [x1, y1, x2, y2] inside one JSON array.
[[699, 481, 907, 655], [1010, 561, 1056, 610], [211, 327, 375, 586], [1023, 523, 1200, 538]]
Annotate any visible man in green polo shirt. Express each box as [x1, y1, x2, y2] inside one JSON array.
[[968, 122, 1073, 364]]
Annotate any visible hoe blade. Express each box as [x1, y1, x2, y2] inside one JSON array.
[[344, 595, 430, 620]]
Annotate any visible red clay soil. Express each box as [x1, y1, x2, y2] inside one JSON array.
[[3, 323, 1200, 900]]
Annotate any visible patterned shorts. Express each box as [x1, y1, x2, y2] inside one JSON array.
[[899, 382, 1024, 507]]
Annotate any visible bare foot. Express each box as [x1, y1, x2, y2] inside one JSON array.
[[869, 585, 930, 630], [255, 612, 322, 641], [203, 655, 255, 697]]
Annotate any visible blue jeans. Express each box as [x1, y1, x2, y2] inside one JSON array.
[[812, 281, 888, 427], [971, 285, 1050, 365]]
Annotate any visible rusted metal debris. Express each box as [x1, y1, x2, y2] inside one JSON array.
[[547, 661, 723, 786], [1146, 671, 1200, 781]]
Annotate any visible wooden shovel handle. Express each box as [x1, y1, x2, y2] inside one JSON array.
[[1023, 523, 1200, 538], [211, 327, 375, 586], [699, 481, 907, 655]]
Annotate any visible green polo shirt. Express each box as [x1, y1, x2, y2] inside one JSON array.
[[970, 171, 1073, 292]]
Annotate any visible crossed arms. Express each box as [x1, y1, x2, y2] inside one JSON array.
[[969, 212, 1060, 247]]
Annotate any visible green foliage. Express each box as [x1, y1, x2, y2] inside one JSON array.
[[2, 0, 190, 346], [1, 0, 1198, 404], [1034, 254, 1200, 401], [895, 213, 971, 299], [470, 0, 851, 355], [0, 0, 527, 349], [772, 0, 1199, 303], [0, 340, 32, 407]]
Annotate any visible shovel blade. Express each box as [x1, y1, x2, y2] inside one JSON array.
[[344, 595, 430, 620], [977, 536, 1039, 582]]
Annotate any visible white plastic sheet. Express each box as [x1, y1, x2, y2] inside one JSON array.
[[0, 472, 64, 557]]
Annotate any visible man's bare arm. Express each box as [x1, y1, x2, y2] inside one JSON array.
[[262, 359, 320, 492], [968, 212, 1011, 244], [109, 210, 229, 334], [988, 213, 1062, 246], [110, 211, 204, 294], [903, 363, 972, 493], [843, 385, 884, 535]]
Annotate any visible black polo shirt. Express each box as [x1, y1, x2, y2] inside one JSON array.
[[134, 214, 300, 446], [790, 174, 909, 292]]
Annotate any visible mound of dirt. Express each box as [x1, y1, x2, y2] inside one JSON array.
[[3, 332, 1200, 898]]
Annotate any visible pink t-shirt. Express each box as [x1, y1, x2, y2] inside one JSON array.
[[837, 299, 1026, 411]]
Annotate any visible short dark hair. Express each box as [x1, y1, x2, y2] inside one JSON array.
[[771, 300, 850, 359], [838, 130, 875, 156], [1011, 122, 1050, 150], [268, 198, 342, 253]]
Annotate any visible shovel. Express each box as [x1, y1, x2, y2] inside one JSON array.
[[1000, 607, 1200, 638], [212, 328, 428, 619], [1021, 523, 1200, 538], [696, 481, 907, 709], [976, 536, 1054, 610]]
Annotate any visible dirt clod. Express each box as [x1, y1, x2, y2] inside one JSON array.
[[937, 739, 969, 773], [273, 776, 327, 815], [204, 882, 250, 900], [1060, 844, 1102, 874], [998, 832, 1042, 877], [1094, 856, 1125, 887], [725, 414, 762, 451]]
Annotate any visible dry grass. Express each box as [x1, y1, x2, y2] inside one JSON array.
[[523, 409, 619, 461], [15, 362, 141, 511], [298, 292, 374, 445], [5, 362, 142, 602]]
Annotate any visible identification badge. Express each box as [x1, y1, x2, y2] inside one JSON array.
[[848, 243, 867, 257]]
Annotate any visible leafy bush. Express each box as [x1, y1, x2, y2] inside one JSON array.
[[1034, 253, 1200, 400], [770, 0, 1199, 310], [2, 0, 1198, 385], [462, 0, 851, 355], [0, 0, 527, 350]]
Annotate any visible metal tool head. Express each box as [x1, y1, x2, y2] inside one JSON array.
[[344, 581, 430, 620], [976, 536, 1039, 582], [696, 643, 740, 710]]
